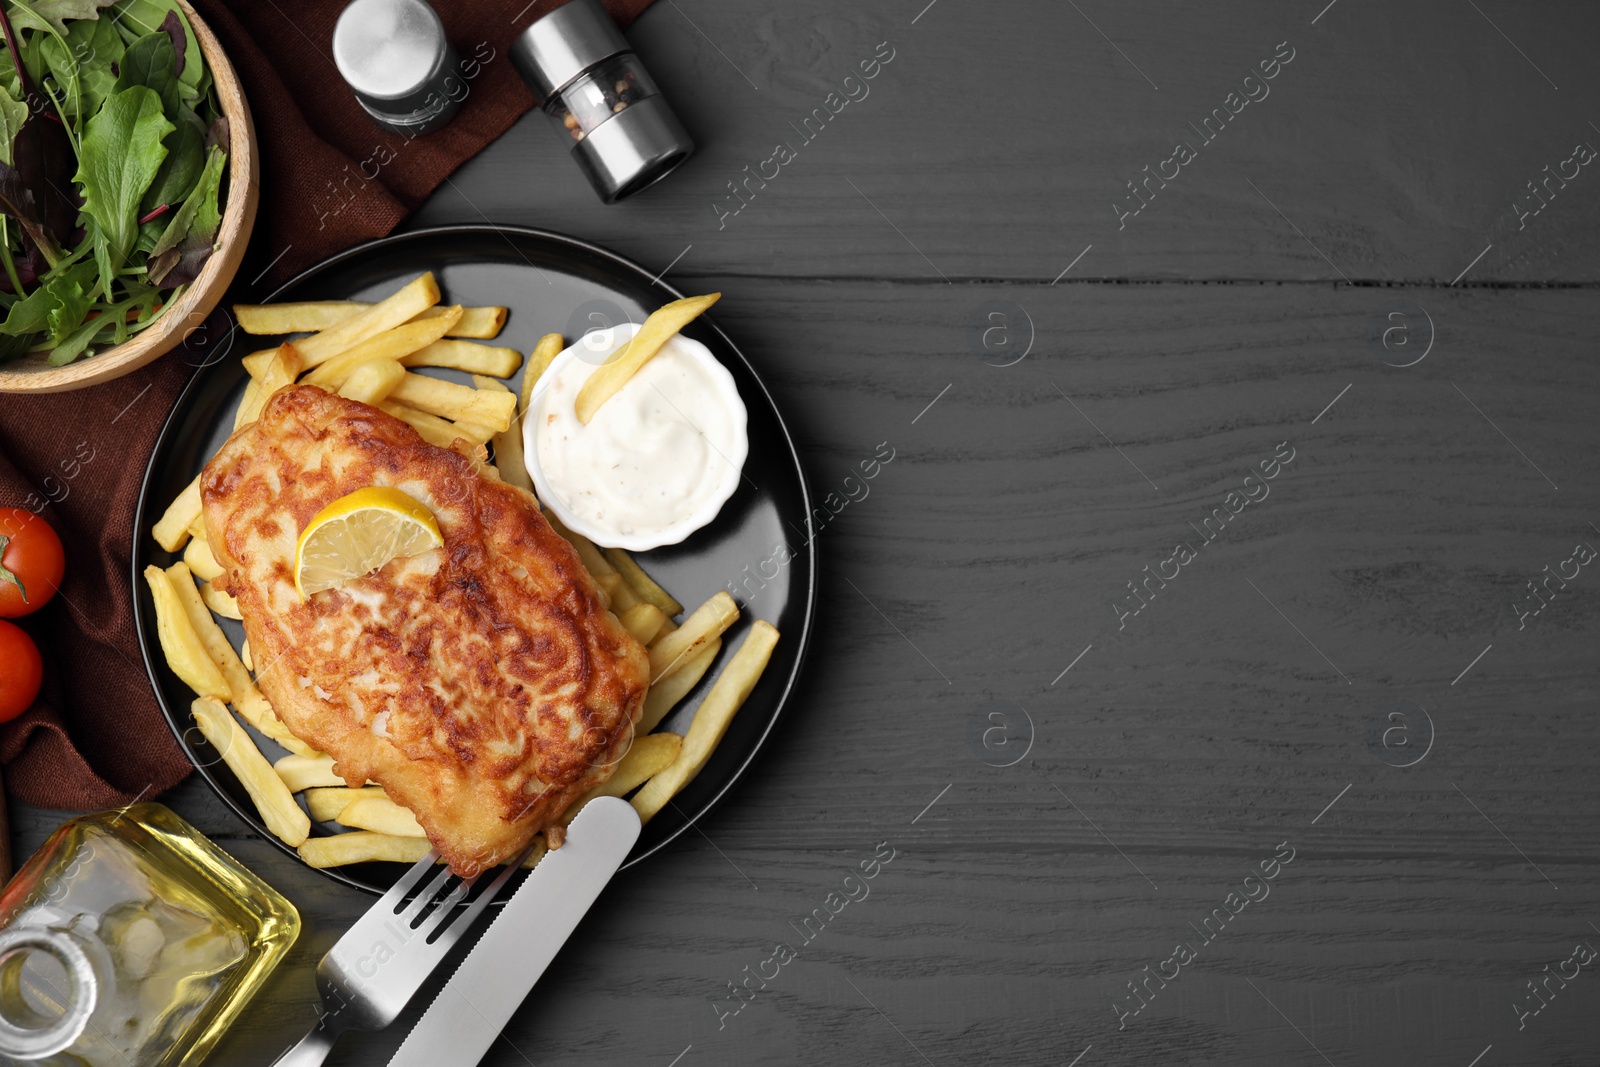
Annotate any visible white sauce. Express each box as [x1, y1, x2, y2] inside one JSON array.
[[526, 323, 748, 550]]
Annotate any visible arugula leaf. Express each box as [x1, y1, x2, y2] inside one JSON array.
[[42, 265, 88, 344], [147, 142, 220, 287], [114, 31, 179, 120], [0, 3, 78, 259], [0, 90, 27, 166], [46, 309, 111, 365], [156, 9, 183, 81], [39, 16, 122, 122], [0, 257, 93, 335], [140, 104, 201, 212], [148, 139, 218, 258], [74, 83, 172, 295], [0, 273, 59, 334], [9, 0, 118, 37], [109, 0, 201, 94]]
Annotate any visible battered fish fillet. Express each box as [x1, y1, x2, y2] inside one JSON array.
[[200, 384, 649, 876]]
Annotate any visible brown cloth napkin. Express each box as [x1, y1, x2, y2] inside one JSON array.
[[0, 0, 656, 810]]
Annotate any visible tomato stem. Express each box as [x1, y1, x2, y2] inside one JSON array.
[[0, 535, 26, 603]]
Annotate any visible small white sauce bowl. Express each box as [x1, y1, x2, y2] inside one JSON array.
[[523, 323, 748, 552]]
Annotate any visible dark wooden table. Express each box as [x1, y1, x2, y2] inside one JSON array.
[[14, 1, 1600, 1064]]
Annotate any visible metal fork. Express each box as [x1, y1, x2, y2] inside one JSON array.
[[270, 848, 525, 1067]]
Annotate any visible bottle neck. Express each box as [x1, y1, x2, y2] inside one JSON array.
[[0, 926, 99, 1060]]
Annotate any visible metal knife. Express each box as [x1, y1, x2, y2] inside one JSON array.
[[386, 796, 641, 1067]]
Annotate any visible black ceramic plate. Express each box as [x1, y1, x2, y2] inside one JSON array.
[[132, 225, 815, 895]]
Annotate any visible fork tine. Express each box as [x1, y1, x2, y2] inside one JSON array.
[[419, 875, 478, 935], [378, 849, 441, 915], [397, 863, 458, 926], [433, 846, 536, 945]]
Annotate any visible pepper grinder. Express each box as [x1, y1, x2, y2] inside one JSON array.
[[333, 0, 463, 136], [511, 0, 695, 203]]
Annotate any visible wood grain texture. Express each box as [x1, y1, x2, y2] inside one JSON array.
[[11, 0, 1600, 1064], [14, 282, 1598, 1066], [415, 0, 1600, 284]]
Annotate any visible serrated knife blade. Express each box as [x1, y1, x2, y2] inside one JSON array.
[[386, 796, 641, 1067]]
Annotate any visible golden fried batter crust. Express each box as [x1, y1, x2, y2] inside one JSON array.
[[200, 385, 649, 876]]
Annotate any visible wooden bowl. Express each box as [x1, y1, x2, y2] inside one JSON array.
[[0, 0, 258, 394]]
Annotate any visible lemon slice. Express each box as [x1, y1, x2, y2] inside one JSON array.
[[294, 487, 443, 600]]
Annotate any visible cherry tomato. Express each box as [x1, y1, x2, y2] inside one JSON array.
[[0, 508, 65, 618], [0, 620, 42, 721]]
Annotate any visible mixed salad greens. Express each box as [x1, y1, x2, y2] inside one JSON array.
[[0, 0, 226, 366]]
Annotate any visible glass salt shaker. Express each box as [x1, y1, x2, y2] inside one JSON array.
[[0, 803, 300, 1067], [511, 0, 695, 203]]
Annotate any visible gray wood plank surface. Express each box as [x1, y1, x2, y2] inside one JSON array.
[[14, 282, 1599, 1066], [10, 1, 1600, 1065], [417, 0, 1600, 284]]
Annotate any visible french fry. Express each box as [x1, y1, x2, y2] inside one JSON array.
[[299, 834, 541, 868], [239, 638, 252, 671], [651, 617, 678, 643], [337, 359, 406, 405], [199, 581, 241, 620], [165, 562, 312, 755], [620, 602, 668, 644], [186, 510, 206, 539], [522, 333, 564, 408], [561, 732, 682, 824], [388, 372, 516, 432], [241, 346, 286, 381], [637, 637, 719, 733], [234, 344, 303, 426], [603, 548, 683, 616], [376, 401, 489, 451], [423, 304, 505, 340], [292, 273, 441, 367], [474, 376, 535, 495], [648, 591, 739, 684], [403, 340, 522, 377], [631, 621, 779, 822], [303, 309, 462, 389], [602, 732, 682, 796], [234, 301, 507, 339], [233, 380, 260, 431], [299, 832, 432, 869], [542, 512, 640, 608], [183, 536, 223, 581], [192, 697, 311, 847], [234, 302, 351, 335], [306, 785, 387, 822], [546, 513, 613, 576], [338, 795, 426, 837], [597, 572, 642, 613], [275, 752, 359, 792], [152, 476, 201, 552], [145, 565, 229, 699], [575, 293, 719, 424]]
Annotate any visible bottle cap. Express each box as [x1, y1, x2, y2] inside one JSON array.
[[511, 0, 694, 203], [333, 0, 462, 135]]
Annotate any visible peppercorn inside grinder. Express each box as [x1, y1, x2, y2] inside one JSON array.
[[511, 0, 695, 203]]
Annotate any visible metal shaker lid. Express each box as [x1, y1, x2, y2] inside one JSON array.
[[510, 0, 630, 104], [333, 0, 458, 128]]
